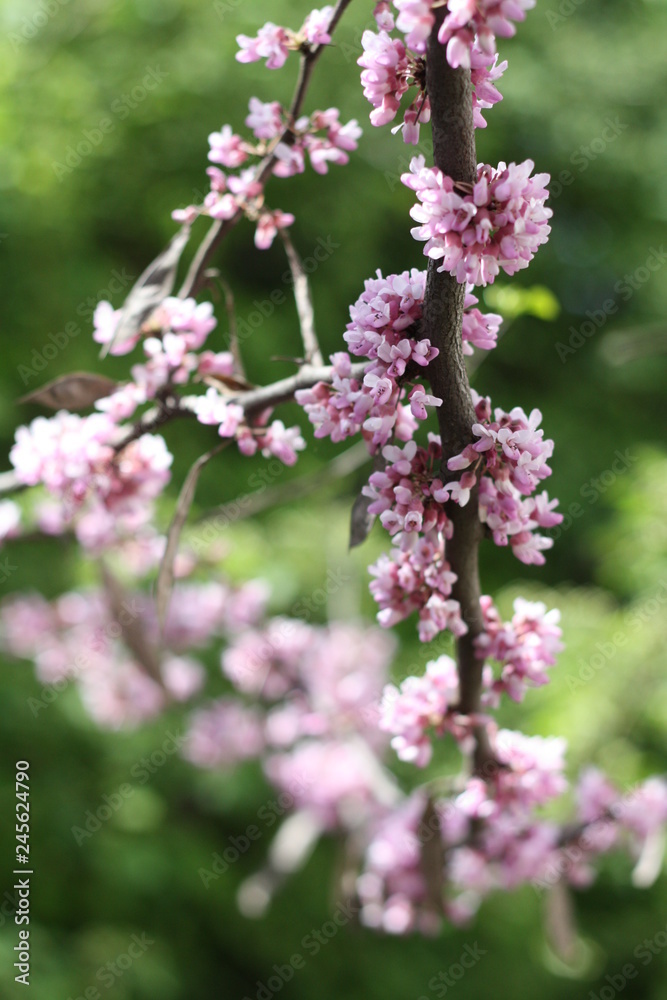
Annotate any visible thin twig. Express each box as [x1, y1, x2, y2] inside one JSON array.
[[178, 0, 356, 299], [155, 440, 230, 637], [218, 276, 245, 378], [112, 361, 367, 456], [196, 439, 370, 526], [279, 229, 323, 365]]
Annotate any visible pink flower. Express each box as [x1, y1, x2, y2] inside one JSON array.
[[254, 209, 295, 250], [438, 0, 536, 70], [245, 97, 283, 141], [197, 350, 236, 378], [301, 6, 335, 46], [259, 420, 306, 466], [394, 1, 436, 54], [208, 124, 248, 168], [184, 699, 265, 768], [358, 30, 411, 128], [373, 2, 395, 31], [402, 156, 551, 286], [408, 384, 442, 419], [477, 596, 563, 703], [369, 529, 466, 642], [380, 655, 464, 766], [236, 22, 291, 69], [92, 301, 132, 355], [191, 388, 244, 438]]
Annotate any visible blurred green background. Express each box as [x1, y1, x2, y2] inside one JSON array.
[[1, 0, 666, 996]]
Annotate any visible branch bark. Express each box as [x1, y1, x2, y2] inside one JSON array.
[[420, 11, 492, 773]]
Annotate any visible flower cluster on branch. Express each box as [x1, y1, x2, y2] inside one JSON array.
[[1, 0, 664, 944]]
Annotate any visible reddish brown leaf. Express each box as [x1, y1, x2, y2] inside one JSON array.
[[19, 373, 117, 410]]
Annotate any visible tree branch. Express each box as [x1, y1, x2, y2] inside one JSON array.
[[279, 229, 323, 365], [113, 361, 367, 454], [420, 11, 492, 774], [179, 0, 357, 299]]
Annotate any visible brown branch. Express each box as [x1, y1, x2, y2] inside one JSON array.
[[231, 360, 367, 417], [179, 0, 357, 299], [420, 11, 492, 774], [279, 229, 323, 365], [113, 361, 367, 455]]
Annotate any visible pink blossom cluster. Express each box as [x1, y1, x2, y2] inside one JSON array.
[[236, 7, 335, 70], [9, 411, 171, 551], [92, 296, 307, 468], [358, 29, 431, 145], [402, 156, 552, 286], [298, 268, 497, 453], [265, 738, 393, 830], [369, 529, 467, 642], [434, 390, 562, 564], [363, 437, 452, 537], [477, 596, 563, 703], [462, 288, 502, 353], [358, 19, 505, 141], [356, 791, 443, 935], [356, 728, 568, 929], [358, 736, 667, 930], [436, 0, 536, 69], [574, 769, 667, 869], [185, 618, 398, 828], [94, 294, 219, 384], [0, 577, 270, 729], [297, 269, 445, 452], [447, 392, 555, 496], [191, 387, 306, 466], [174, 95, 361, 248], [380, 654, 480, 766], [470, 43, 507, 128], [391, 0, 533, 66]]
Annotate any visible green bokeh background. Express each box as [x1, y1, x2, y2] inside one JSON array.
[[1, 0, 666, 996]]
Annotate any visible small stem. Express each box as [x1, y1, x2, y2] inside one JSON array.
[[218, 276, 245, 377], [279, 229, 323, 366]]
